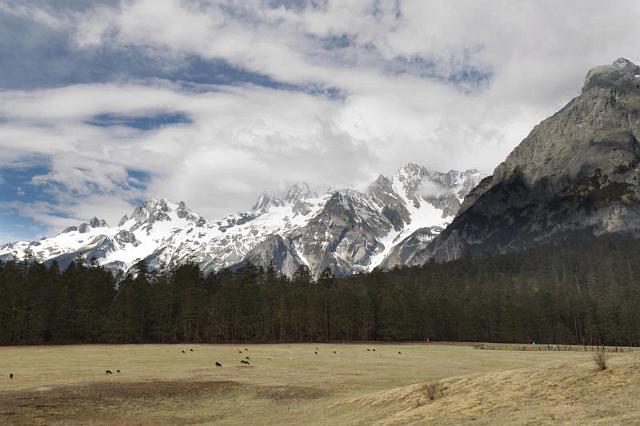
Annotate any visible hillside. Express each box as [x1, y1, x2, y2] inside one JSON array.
[[336, 349, 640, 425]]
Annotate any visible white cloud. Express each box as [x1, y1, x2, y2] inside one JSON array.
[[1, 0, 640, 239]]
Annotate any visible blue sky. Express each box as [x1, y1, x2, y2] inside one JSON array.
[[1, 0, 639, 243]]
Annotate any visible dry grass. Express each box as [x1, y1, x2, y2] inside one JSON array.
[[0, 343, 635, 425], [339, 352, 640, 425]]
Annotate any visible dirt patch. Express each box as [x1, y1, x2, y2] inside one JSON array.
[[256, 385, 325, 401], [0, 380, 240, 425]]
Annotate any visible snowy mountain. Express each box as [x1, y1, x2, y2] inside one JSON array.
[[0, 164, 482, 278]]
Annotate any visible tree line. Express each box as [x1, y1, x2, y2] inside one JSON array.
[[1, 234, 640, 346]]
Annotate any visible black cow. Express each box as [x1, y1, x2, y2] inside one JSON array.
[[105, 370, 113, 375], [9, 373, 13, 379], [117, 369, 121, 373], [215, 362, 222, 367]]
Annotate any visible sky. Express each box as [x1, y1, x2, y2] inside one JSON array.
[[1, 0, 639, 243]]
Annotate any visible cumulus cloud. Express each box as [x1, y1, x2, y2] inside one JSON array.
[[1, 0, 639, 241]]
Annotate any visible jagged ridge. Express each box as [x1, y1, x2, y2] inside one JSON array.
[[0, 165, 482, 278]]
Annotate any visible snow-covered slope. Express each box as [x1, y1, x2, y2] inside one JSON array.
[[0, 165, 482, 278]]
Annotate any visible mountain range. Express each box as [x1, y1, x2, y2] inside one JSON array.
[[0, 165, 482, 278], [4, 57, 640, 278]]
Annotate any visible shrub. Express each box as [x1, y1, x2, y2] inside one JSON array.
[[593, 348, 609, 371], [424, 381, 446, 400]]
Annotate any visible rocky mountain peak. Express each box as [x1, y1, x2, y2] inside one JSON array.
[[399, 162, 426, 177], [393, 163, 428, 195], [175, 200, 201, 223], [129, 198, 171, 223], [583, 57, 640, 93], [251, 183, 317, 212], [252, 193, 270, 211], [88, 217, 108, 228], [72, 217, 108, 234], [285, 182, 316, 202], [251, 192, 283, 212]]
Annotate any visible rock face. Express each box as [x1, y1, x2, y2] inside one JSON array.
[[406, 58, 640, 264], [0, 165, 482, 278]]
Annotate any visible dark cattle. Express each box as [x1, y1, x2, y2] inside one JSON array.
[[398, 351, 402, 355], [190, 349, 194, 352], [314, 351, 318, 355], [215, 362, 222, 367], [241, 360, 250, 365], [366, 349, 370, 352], [245, 356, 250, 360], [333, 351, 336, 354], [238, 350, 243, 354], [105, 370, 113, 375], [182, 350, 185, 353], [9, 373, 13, 379], [117, 370, 121, 373], [245, 348, 248, 351], [373, 349, 376, 352]]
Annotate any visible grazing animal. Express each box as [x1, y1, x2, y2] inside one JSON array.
[[314, 351, 318, 355], [266, 357, 272, 360], [215, 362, 222, 367], [241, 360, 250, 365], [398, 351, 402, 355], [181, 350, 185, 353], [245, 356, 250, 360], [117, 370, 121, 373], [333, 351, 336, 354], [9, 373, 13, 379], [105, 370, 113, 375], [190, 349, 194, 352], [373, 348, 376, 352], [245, 348, 248, 351], [238, 350, 243, 354], [366, 348, 370, 352]]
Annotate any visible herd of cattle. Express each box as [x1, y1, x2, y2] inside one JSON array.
[[5, 346, 403, 380]]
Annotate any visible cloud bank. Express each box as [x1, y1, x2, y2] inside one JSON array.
[[0, 0, 639, 242]]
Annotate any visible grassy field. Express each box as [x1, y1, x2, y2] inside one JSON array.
[[0, 343, 638, 425]]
